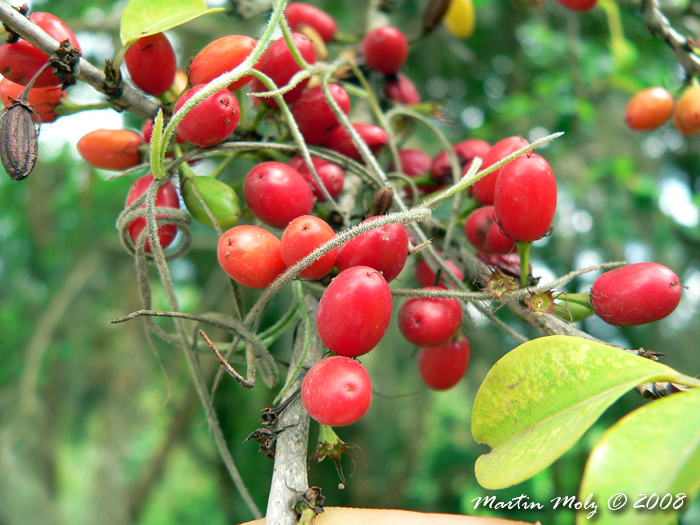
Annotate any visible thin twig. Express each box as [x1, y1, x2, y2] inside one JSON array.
[[111, 309, 269, 357], [642, 0, 700, 79], [200, 330, 255, 389], [125, 172, 262, 519], [390, 261, 627, 302]]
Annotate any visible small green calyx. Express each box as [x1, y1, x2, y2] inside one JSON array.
[[487, 269, 519, 299], [311, 424, 349, 463], [528, 290, 555, 314], [310, 425, 363, 488]]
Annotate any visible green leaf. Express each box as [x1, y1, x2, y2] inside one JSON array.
[[471, 335, 700, 490], [120, 0, 224, 46], [576, 388, 700, 525]]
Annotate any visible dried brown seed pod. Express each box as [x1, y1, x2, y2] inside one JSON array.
[[0, 96, 39, 180]]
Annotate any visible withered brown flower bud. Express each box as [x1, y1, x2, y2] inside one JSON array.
[[0, 97, 39, 180], [365, 187, 394, 218], [422, 0, 451, 35]]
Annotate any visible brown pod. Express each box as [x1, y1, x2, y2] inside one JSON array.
[[423, 0, 451, 34], [0, 99, 39, 180]]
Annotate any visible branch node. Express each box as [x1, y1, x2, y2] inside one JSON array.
[[51, 39, 81, 89], [103, 59, 126, 109]]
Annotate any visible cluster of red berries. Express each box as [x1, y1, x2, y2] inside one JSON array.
[[71, 4, 460, 427], [2, 4, 685, 431], [362, 25, 421, 106], [402, 135, 557, 258]]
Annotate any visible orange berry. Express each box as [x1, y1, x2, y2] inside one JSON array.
[[624, 87, 674, 131]]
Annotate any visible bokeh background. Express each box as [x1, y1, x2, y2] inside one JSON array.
[[1, 0, 700, 523]]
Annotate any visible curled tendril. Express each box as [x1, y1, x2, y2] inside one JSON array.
[[115, 191, 193, 261]]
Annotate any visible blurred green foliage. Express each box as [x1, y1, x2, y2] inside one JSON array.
[[2, 0, 700, 524]]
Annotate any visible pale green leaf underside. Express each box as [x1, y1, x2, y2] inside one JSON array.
[[471, 335, 700, 489], [120, 0, 224, 45], [576, 388, 700, 525]]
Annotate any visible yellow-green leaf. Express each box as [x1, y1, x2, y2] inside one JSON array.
[[472, 335, 700, 490], [576, 388, 700, 525], [120, 0, 224, 46]]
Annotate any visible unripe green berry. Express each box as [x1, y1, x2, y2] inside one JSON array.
[[182, 176, 242, 229]]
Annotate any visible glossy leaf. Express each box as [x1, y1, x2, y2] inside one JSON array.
[[576, 388, 700, 525], [472, 335, 700, 489], [120, 0, 223, 46]]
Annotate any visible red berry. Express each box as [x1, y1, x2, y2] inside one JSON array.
[[454, 139, 491, 169], [625, 87, 674, 132], [301, 356, 372, 426], [322, 123, 388, 160], [280, 215, 337, 280], [77, 129, 143, 171], [0, 12, 81, 87], [392, 149, 433, 195], [385, 73, 421, 105], [243, 161, 314, 229], [398, 287, 463, 347], [430, 152, 455, 190], [470, 136, 529, 205], [336, 217, 409, 283], [124, 33, 177, 96], [291, 84, 351, 144], [317, 266, 393, 357], [464, 205, 516, 255], [288, 156, 344, 201], [432, 139, 491, 187], [362, 26, 409, 75], [141, 119, 154, 144], [249, 33, 316, 108], [590, 262, 682, 326], [555, 0, 598, 11], [285, 2, 338, 43], [414, 256, 464, 288], [174, 85, 240, 146], [396, 149, 432, 177], [189, 35, 258, 92], [419, 334, 470, 390], [493, 153, 557, 243], [125, 174, 180, 253], [0, 78, 65, 124], [217, 225, 287, 289]]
